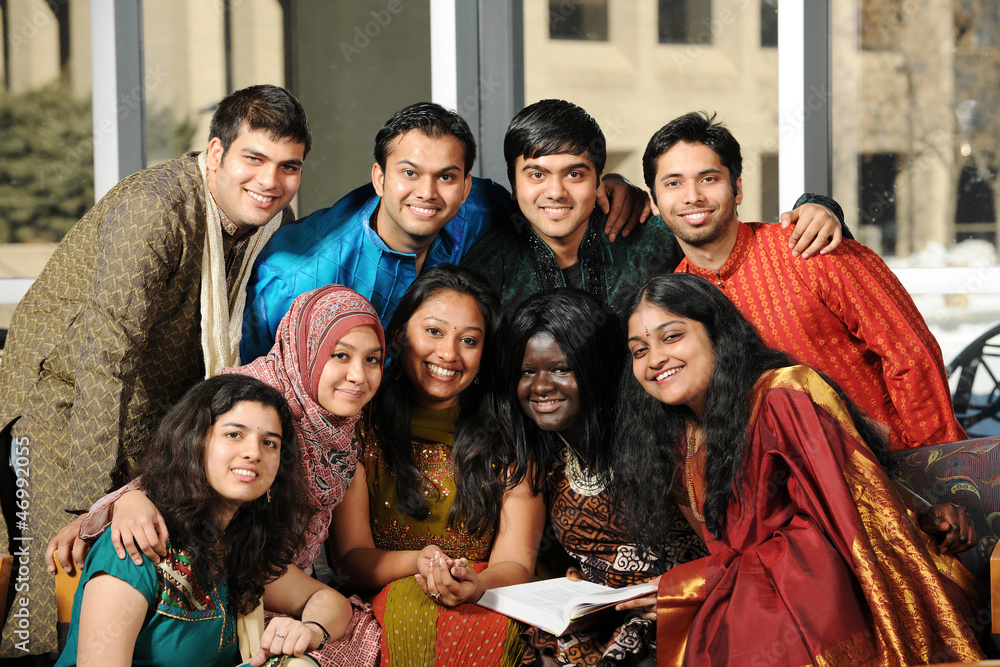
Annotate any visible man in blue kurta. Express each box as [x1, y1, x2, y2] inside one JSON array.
[[242, 102, 503, 360]]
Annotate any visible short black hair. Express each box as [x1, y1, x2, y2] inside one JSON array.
[[503, 99, 606, 190], [209, 84, 312, 158], [642, 111, 741, 195], [373, 102, 477, 175]]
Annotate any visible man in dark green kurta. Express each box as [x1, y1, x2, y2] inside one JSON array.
[[0, 85, 310, 656], [462, 99, 845, 315]]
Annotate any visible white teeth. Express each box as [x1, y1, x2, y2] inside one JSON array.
[[655, 368, 680, 381], [535, 399, 561, 406], [247, 191, 275, 203], [427, 363, 457, 378], [681, 211, 708, 220], [410, 205, 438, 215], [232, 468, 258, 479]]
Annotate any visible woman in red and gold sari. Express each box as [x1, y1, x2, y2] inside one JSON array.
[[613, 273, 985, 666]]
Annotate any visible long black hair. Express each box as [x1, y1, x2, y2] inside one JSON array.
[[612, 273, 893, 552], [503, 289, 623, 493], [373, 264, 508, 535], [132, 374, 308, 615]]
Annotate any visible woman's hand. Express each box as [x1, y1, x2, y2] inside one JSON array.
[[416, 544, 446, 580], [110, 490, 169, 565], [614, 575, 660, 622], [565, 567, 589, 583], [250, 618, 324, 666], [46, 515, 89, 574], [918, 502, 977, 554], [415, 554, 481, 606]]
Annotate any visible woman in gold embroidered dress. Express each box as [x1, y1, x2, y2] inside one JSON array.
[[330, 264, 545, 666]]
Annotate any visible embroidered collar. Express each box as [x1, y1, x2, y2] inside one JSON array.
[[206, 187, 241, 237], [679, 221, 752, 281], [521, 208, 610, 304]]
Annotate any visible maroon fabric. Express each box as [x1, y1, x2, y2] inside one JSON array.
[[657, 367, 983, 666]]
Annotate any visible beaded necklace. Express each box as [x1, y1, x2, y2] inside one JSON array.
[[557, 433, 607, 496]]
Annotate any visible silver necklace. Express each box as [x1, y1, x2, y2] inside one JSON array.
[[557, 433, 607, 496]]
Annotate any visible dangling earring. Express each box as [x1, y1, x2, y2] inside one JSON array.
[[474, 373, 480, 385], [267, 489, 272, 503]]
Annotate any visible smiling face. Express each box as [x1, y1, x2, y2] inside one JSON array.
[[650, 141, 742, 252], [316, 325, 383, 417], [627, 301, 716, 418], [206, 126, 305, 233], [401, 289, 486, 410], [203, 400, 283, 525], [518, 332, 583, 439], [513, 152, 601, 254], [372, 130, 472, 254]]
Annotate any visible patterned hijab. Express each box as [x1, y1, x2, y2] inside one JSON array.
[[226, 285, 384, 567]]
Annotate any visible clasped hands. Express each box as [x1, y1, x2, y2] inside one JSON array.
[[413, 545, 481, 607], [249, 617, 325, 666]]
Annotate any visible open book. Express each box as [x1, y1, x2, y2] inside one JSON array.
[[476, 578, 657, 636]]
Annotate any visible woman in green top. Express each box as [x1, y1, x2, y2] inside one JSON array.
[[56, 375, 353, 667], [331, 265, 545, 666]]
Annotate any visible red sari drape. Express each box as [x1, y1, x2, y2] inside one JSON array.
[[657, 366, 985, 666]]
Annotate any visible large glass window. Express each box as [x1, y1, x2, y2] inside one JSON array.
[[142, 1, 285, 166], [832, 0, 1000, 435], [0, 0, 91, 328], [144, 0, 431, 219]]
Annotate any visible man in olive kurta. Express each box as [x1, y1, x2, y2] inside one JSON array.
[[0, 84, 310, 656]]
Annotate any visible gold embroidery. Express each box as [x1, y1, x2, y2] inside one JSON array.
[[365, 438, 493, 560]]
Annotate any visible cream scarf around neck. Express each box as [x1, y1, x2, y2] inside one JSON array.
[[198, 150, 284, 377]]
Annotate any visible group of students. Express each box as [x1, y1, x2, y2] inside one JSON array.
[[3, 82, 984, 666], [48, 262, 987, 666]]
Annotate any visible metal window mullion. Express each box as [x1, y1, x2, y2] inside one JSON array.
[[779, 0, 831, 204], [91, 0, 145, 202]]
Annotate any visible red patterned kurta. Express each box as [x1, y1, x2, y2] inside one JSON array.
[[675, 222, 964, 449]]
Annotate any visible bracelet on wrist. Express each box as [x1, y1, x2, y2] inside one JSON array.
[[302, 620, 330, 651]]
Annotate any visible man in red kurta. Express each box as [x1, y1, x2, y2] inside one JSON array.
[[640, 112, 964, 449]]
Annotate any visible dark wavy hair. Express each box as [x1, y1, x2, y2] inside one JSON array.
[[642, 111, 741, 196], [612, 274, 893, 553], [373, 264, 508, 535], [132, 374, 308, 615], [503, 289, 622, 493], [209, 84, 312, 158], [374, 102, 477, 175], [503, 99, 606, 192]]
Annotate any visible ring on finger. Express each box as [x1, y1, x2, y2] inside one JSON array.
[[275, 632, 286, 638], [431, 593, 441, 600]]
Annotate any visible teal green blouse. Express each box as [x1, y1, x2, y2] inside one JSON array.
[[55, 531, 238, 666]]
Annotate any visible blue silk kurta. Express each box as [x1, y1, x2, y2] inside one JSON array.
[[241, 178, 513, 361]]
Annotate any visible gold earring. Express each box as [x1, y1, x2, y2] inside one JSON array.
[[267, 489, 272, 503]]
